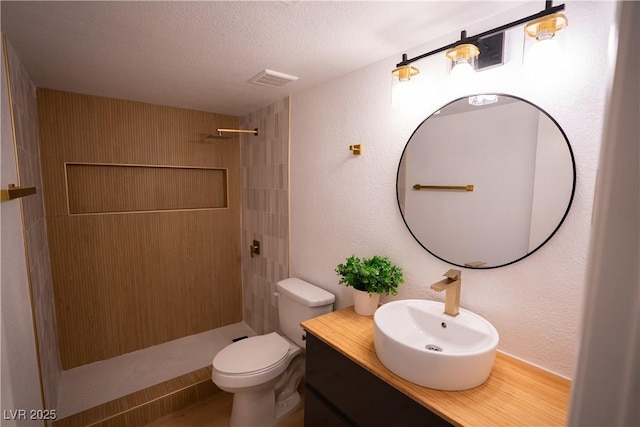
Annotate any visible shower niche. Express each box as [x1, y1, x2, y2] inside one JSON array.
[[65, 162, 228, 215]]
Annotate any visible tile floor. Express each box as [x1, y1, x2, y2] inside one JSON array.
[[145, 391, 304, 427]]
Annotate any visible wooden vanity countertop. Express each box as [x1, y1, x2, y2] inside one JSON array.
[[301, 306, 571, 427]]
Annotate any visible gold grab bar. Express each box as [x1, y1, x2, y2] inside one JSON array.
[[413, 184, 474, 192], [1, 184, 37, 201]]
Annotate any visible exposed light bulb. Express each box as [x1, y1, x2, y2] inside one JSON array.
[[391, 64, 420, 108], [446, 43, 479, 91], [524, 37, 562, 82], [392, 79, 414, 109], [449, 60, 476, 96], [450, 61, 475, 80]]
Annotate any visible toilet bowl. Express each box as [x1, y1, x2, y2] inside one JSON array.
[[212, 333, 304, 426], [211, 278, 335, 427]]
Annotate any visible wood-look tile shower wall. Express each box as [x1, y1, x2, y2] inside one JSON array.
[[37, 89, 242, 369]]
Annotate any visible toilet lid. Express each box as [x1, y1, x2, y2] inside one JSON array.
[[213, 332, 290, 375]]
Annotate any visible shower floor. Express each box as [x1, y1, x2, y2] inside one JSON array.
[[55, 322, 255, 420]]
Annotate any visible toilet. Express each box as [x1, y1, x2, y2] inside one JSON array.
[[212, 278, 335, 427]]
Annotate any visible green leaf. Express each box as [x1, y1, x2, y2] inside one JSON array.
[[335, 254, 404, 296]]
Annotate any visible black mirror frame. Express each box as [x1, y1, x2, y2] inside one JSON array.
[[396, 93, 577, 269]]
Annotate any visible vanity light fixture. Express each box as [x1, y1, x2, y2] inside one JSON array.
[[523, 11, 568, 79], [468, 94, 499, 106], [391, 1, 566, 80], [392, 60, 420, 82], [391, 54, 421, 108], [446, 34, 480, 79]]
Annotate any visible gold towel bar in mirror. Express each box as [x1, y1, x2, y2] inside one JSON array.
[[413, 184, 474, 192], [1, 184, 37, 201]]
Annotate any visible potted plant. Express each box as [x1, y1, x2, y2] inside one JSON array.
[[335, 255, 404, 315]]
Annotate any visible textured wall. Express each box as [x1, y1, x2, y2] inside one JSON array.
[[3, 36, 61, 410], [290, 2, 616, 377], [240, 98, 290, 334]]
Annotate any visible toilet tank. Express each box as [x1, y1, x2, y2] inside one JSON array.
[[277, 278, 335, 348]]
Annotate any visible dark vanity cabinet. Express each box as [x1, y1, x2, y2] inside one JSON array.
[[303, 331, 452, 427]]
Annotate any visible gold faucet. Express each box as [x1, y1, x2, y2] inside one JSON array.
[[430, 269, 462, 316]]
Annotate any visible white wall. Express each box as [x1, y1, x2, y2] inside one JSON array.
[[290, 2, 616, 377]]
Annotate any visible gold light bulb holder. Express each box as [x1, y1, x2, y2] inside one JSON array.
[[524, 13, 568, 40], [446, 43, 480, 75], [392, 65, 420, 82], [445, 43, 480, 62]]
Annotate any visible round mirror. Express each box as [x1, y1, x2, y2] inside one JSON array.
[[397, 94, 575, 269]]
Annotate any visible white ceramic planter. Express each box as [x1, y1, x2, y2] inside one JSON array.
[[353, 289, 380, 316]]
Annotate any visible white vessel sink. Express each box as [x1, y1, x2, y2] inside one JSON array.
[[373, 299, 499, 391]]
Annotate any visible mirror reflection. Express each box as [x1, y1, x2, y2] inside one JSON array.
[[397, 94, 575, 269]]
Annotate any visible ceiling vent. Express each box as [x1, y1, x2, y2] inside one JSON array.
[[249, 69, 299, 88]]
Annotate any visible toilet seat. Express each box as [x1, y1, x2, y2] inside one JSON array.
[[213, 332, 290, 375], [211, 277, 334, 426]]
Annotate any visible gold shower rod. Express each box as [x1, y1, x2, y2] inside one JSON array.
[[413, 184, 474, 192], [205, 128, 259, 140]]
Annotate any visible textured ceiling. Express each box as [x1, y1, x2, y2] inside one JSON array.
[[1, 1, 527, 116]]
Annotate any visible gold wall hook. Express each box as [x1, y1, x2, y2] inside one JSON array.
[[349, 144, 362, 155], [1, 184, 37, 201]]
